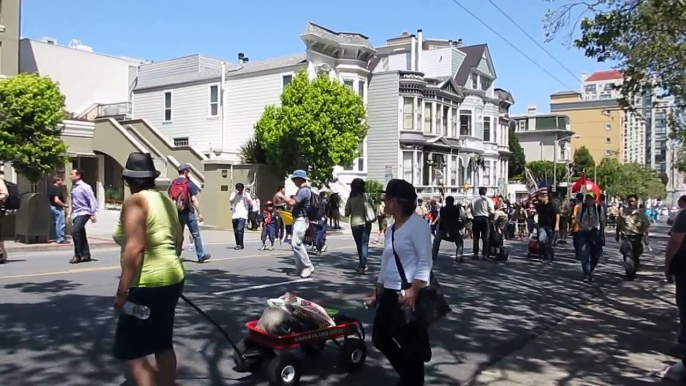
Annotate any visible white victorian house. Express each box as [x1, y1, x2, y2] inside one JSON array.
[[129, 23, 513, 200]]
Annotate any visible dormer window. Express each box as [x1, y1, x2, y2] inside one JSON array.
[[471, 73, 478, 89], [480, 77, 492, 91]]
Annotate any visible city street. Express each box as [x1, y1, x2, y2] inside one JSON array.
[[0, 225, 670, 386]]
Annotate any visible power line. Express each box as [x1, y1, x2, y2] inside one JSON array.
[[448, 0, 578, 91], [485, 0, 582, 82]]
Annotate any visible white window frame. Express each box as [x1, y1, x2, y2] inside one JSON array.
[[343, 78, 355, 90], [605, 137, 612, 144], [471, 73, 479, 89], [402, 150, 414, 183], [173, 137, 189, 147], [517, 119, 526, 132], [605, 123, 612, 131], [208, 83, 220, 118], [281, 73, 294, 92], [403, 97, 414, 130], [459, 109, 473, 137], [483, 116, 492, 142], [163, 90, 173, 123], [424, 103, 433, 133], [605, 150, 613, 157], [450, 108, 458, 137]]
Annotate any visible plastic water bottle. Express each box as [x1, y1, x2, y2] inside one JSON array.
[[123, 301, 151, 320]]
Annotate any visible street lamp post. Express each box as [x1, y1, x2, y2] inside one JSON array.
[[553, 135, 580, 193]]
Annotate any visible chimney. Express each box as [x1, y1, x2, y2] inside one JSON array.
[[527, 105, 537, 115], [410, 35, 416, 71], [417, 29, 423, 73]]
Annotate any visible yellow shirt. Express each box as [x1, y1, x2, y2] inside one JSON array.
[[113, 190, 185, 288]]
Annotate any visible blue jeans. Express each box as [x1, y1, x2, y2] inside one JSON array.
[[50, 206, 66, 243], [579, 229, 602, 276], [179, 211, 207, 259], [537, 226, 555, 263], [351, 222, 372, 269], [315, 220, 328, 250], [261, 223, 276, 244], [232, 218, 246, 247]]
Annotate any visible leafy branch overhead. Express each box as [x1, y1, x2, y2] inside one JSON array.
[[0, 74, 69, 182], [254, 71, 368, 185]]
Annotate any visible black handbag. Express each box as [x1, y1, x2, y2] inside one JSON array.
[[391, 225, 452, 326]]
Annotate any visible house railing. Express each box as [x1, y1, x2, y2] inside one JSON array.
[[96, 102, 132, 120]]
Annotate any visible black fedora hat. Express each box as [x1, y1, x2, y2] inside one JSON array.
[[122, 152, 161, 179]]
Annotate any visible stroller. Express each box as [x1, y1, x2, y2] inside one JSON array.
[[488, 220, 510, 261], [527, 226, 555, 261]]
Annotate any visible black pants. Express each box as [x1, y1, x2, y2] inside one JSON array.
[[432, 229, 463, 261], [72, 215, 91, 259], [373, 289, 429, 385], [472, 216, 490, 257], [232, 218, 246, 247], [675, 273, 686, 352]]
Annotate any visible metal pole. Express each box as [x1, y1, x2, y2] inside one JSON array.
[[553, 139, 558, 192], [594, 164, 597, 181]]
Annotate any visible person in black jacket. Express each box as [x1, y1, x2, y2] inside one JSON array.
[[431, 196, 464, 262]]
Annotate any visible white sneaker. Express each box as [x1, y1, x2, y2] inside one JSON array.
[[300, 267, 314, 278]]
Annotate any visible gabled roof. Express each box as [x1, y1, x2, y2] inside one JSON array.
[[302, 22, 374, 49], [437, 77, 462, 96], [585, 70, 622, 82], [454, 44, 487, 86]]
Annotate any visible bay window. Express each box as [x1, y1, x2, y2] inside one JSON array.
[[442, 106, 449, 136], [483, 117, 492, 142], [483, 160, 491, 186], [451, 108, 458, 137], [402, 151, 413, 183], [403, 97, 414, 130], [460, 110, 472, 136], [436, 105, 443, 135], [416, 99, 423, 131], [424, 104, 432, 133], [450, 155, 458, 185]]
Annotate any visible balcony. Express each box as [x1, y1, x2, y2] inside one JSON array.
[[96, 102, 132, 120]]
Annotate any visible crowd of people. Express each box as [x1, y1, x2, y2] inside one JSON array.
[[0, 151, 676, 386]]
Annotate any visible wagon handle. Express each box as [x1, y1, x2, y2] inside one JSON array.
[[180, 294, 246, 360]]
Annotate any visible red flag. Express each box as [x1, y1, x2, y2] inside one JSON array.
[[571, 172, 587, 193]]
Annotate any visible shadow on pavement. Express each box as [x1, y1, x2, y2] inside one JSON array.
[[0, 228, 674, 385]]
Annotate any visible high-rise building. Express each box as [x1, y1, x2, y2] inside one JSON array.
[[0, 0, 20, 78]]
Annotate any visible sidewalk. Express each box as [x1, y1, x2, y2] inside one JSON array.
[[468, 253, 681, 385], [4, 222, 351, 253]]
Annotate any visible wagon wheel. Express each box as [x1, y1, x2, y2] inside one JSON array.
[[300, 341, 326, 357], [339, 338, 367, 372], [267, 353, 302, 386]]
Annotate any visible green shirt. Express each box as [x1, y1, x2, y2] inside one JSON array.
[[113, 190, 185, 288]]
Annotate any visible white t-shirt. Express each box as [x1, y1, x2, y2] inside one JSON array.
[[471, 195, 495, 217], [378, 214, 433, 291], [252, 198, 260, 213], [230, 192, 252, 220]]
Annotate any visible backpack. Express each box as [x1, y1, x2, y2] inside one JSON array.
[[304, 188, 324, 221], [168, 179, 191, 211], [581, 203, 602, 228], [2, 180, 20, 210]]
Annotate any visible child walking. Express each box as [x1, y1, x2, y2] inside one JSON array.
[[260, 200, 277, 251]]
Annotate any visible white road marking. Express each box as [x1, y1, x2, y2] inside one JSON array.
[[213, 278, 313, 295]]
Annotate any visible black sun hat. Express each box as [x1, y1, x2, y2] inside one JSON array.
[[122, 152, 161, 179], [383, 179, 417, 202]]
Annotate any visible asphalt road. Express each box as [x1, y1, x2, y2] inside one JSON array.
[[0, 224, 670, 386]]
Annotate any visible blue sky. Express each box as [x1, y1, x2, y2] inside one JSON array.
[[22, 0, 612, 114]]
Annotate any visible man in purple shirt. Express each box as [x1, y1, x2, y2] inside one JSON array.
[[69, 169, 98, 264]]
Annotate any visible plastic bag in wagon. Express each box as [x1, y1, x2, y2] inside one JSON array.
[[278, 292, 336, 328]]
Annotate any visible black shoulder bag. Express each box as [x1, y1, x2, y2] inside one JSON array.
[[391, 225, 452, 326]]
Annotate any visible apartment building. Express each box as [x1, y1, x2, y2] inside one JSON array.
[[0, 0, 20, 77], [511, 105, 574, 163]]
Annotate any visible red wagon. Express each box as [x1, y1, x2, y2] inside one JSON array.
[[233, 314, 367, 386]]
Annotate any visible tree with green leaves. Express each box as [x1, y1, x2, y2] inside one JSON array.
[[254, 71, 368, 185], [0, 74, 68, 182], [365, 179, 384, 208], [544, 0, 686, 169], [595, 158, 666, 199], [508, 127, 526, 179], [572, 146, 595, 177], [526, 160, 567, 185]]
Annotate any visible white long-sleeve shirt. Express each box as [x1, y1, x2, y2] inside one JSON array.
[[471, 195, 495, 217], [230, 191, 252, 220], [378, 214, 433, 291]]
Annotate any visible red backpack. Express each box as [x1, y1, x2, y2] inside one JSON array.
[[169, 179, 191, 211]]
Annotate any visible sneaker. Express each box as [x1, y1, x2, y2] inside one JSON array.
[[268, 245, 274, 251], [234, 245, 244, 250], [259, 245, 266, 251], [300, 267, 314, 278], [582, 276, 588, 283], [198, 254, 212, 263], [321, 245, 328, 252]]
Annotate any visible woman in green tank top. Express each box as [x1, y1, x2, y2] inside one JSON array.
[[112, 152, 185, 386]]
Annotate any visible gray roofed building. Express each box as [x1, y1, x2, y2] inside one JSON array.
[[453, 44, 487, 86], [301, 22, 374, 49], [226, 53, 307, 77]]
